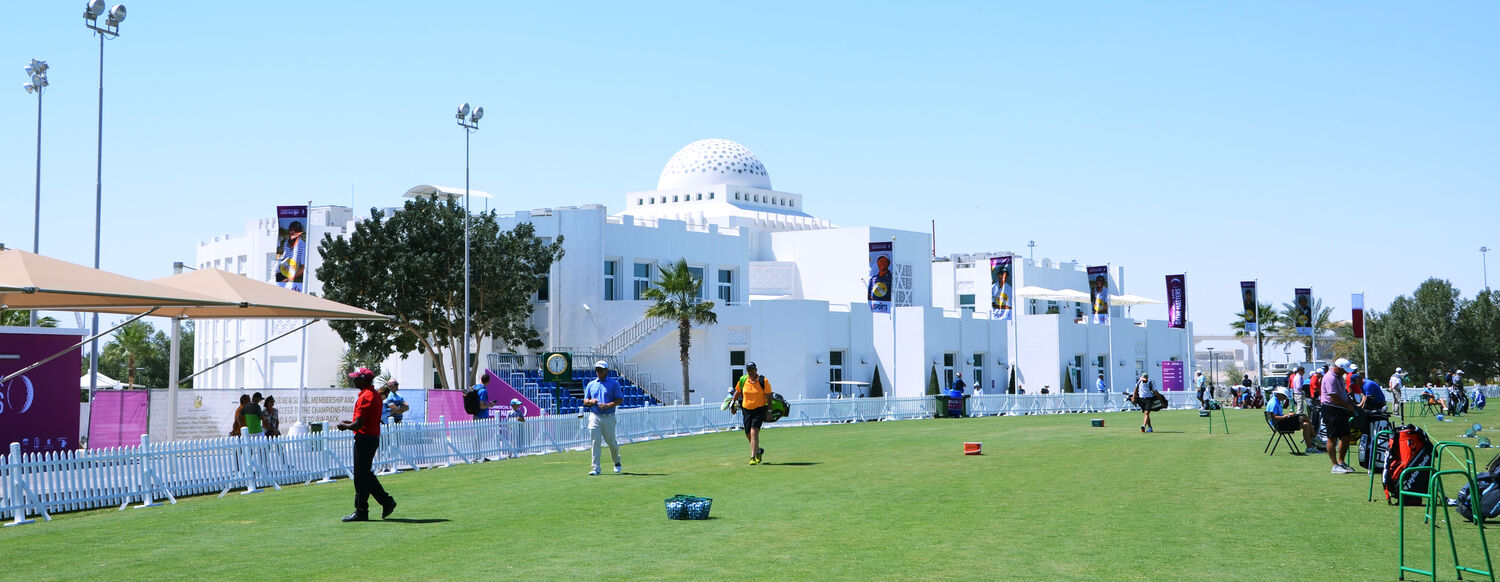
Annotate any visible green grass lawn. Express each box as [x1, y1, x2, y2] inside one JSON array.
[[4, 407, 1495, 581]]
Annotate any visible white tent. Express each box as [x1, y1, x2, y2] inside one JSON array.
[[80, 372, 123, 390]]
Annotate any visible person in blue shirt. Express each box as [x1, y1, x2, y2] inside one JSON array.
[[472, 372, 498, 420], [1096, 372, 1107, 394], [1268, 388, 1320, 455], [582, 361, 623, 476], [1359, 377, 1386, 412], [381, 380, 408, 424]]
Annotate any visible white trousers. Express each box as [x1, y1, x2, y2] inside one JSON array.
[[588, 413, 620, 470]]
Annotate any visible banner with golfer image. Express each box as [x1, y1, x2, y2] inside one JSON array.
[[868, 242, 893, 314], [1087, 265, 1110, 325], [1240, 281, 1257, 332], [990, 255, 1013, 320], [1294, 288, 1313, 336], [275, 205, 308, 292], [1166, 274, 1187, 329]]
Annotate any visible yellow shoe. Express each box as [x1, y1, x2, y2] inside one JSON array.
[[749, 457, 760, 465]]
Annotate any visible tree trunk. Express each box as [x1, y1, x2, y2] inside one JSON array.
[[128, 354, 136, 389], [680, 318, 691, 405]]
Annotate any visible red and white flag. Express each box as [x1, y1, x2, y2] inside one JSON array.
[[1351, 293, 1365, 339]]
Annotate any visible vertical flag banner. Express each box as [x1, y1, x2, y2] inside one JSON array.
[[868, 242, 893, 314], [1166, 274, 1187, 329], [990, 256, 1013, 320], [1294, 288, 1313, 336], [1351, 293, 1365, 339], [1087, 265, 1110, 324], [1240, 281, 1258, 332], [275, 205, 309, 292]]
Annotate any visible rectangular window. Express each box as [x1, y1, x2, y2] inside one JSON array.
[[604, 260, 618, 301], [971, 353, 984, 390], [717, 269, 734, 305], [943, 352, 956, 389], [730, 350, 746, 387], [687, 265, 706, 301], [959, 294, 975, 314], [828, 350, 845, 394], [535, 274, 549, 302], [633, 261, 653, 300]]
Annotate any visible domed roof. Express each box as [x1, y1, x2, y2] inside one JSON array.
[[657, 139, 771, 191]]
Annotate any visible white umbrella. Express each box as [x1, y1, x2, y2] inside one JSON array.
[[1111, 294, 1164, 306]]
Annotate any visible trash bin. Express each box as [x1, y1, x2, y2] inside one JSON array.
[[309, 422, 324, 451], [309, 421, 324, 433], [934, 395, 949, 418], [949, 395, 967, 418]]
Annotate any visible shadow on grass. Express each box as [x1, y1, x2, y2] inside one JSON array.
[[761, 462, 819, 466], [382, 518, 451, 524], [619, 472, 669, 476]]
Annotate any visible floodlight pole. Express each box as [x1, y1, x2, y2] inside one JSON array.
[[25, 60, 47, 327], [84, 8, 123, 401], [457, 104, 481, 390]]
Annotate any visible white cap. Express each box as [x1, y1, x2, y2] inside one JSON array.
[[594, 360, 609, 370], [1334, 358, 1351, 372], [1395, 367, 1404, 373]]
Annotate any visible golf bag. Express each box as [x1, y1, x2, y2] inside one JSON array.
[[765, 393, 790, 423], [1456, 472, 1500, 523], [1447, 389, 1469, 415], [1383, 425, 1434, 506], [1358, 412, 1393, 470]]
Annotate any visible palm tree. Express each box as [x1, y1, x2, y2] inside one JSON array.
[[1230, 301, 1281, 379], [103, 320, 155, 388], [1274, 297, 1333, 362], [0, 309, 58, 327], [643, 259, 718, 404]]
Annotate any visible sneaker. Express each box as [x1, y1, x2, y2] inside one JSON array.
[[380, 498, 397, 519], [1140, 425, 1146, 433], [1331, 465, 1354, 474], [748, 457, 760, 465], [1304, 447, 1321, 455], [588, 469, 600, 476], [1339, 463, 1356, 473], [613, 464, 622, 474], [341, 512, 369, 522], [757, 447, 765, 459]]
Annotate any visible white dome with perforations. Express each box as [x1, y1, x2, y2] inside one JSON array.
[[656, 139, 771, 191]]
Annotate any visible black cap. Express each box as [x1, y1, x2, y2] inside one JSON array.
[[746, 361, 757, 369]]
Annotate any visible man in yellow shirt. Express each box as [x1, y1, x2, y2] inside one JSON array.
[[733, 362, 773, 465]]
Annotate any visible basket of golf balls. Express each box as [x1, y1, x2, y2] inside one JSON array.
[[664, 494, 713, 520]]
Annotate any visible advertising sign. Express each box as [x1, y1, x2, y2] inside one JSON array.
[[0, 327, 83, 453]]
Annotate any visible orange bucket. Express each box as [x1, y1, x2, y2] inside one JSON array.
[[963, 442, 982, 455]]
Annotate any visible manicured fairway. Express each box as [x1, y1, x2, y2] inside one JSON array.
[[4, 407, 1494, 581]]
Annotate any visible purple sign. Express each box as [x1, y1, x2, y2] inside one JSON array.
[[1161, 360, 1186, 391], [88, 390, 150, 449], [426, 370, 546, 422], [0, 328, 83, 453], [1166, 274, 1187, 329]]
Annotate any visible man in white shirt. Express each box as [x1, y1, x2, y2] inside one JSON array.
[[1388, 367, 1406, 419]]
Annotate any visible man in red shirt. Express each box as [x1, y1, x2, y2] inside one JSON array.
[[337, 368, 396, 522]]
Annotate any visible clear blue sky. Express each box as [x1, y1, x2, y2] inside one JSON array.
[[3, 2, 1496, 336]]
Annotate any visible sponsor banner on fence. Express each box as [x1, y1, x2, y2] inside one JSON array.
[[1166, 274, 1187, 329], [868, 242, 893, 314], [1240, 281, 1257, 332], [1294, 288, 1313, 335], [1087, 265, 1110, 325], [149, 388, 365, 441], [88, 390, 150, 449], [0, 327, 83, 453], [275, 205, 308, 291], [990, 256, 1013, 320], [1161, 360, 1185, 391], [1352, 292, 1365, 339]]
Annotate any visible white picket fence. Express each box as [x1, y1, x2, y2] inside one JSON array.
[[0, 389, 1388, 526]]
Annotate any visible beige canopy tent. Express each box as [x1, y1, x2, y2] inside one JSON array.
[[93, 268, 389, 440], [0, 249, 233, 311]]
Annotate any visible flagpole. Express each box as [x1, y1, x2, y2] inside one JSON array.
[[298, 199, 312, 429], [1255, 279, 1263, 388], [1013, 253, 1021, 394], [1360, 290, 1368, 373]]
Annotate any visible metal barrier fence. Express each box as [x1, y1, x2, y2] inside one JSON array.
[[4, 388, 1492, 526]]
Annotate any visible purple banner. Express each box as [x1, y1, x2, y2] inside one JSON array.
[[989, 256, 1013, 320], [1240, 281, 1257, 332], [1166, 274, 1187, 329], [0, 328, 83, 453], [88, 390, 150, 449], [1087, 266, 1110, 325], [1161, 360, 1185, 391], [426, 370, 544, 422], [275, 205, 309, 292], [868, 242, 893, 314]]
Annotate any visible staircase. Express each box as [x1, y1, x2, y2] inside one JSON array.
[[555, 314, 678, 405]]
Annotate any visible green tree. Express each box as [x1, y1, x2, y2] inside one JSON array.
[[642, 259, 718, 404], [334, 346, 386, 387], [1367, 278, 1464, 385], [1455, 289, 1500, 382], [868, 369, 884, 397], [102, 320, 155, 388], [316, 198, 565, 391], [927, 365, 940, 396], [1274, 297, 1334, 361], [1230, 301, 1282, 379], [1, 310, 58, 327]]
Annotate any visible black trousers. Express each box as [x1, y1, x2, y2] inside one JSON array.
[[352, 434, 392, 513]]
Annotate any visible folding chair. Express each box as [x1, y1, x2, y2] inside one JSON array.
[[1264, 411, 1300, 455]]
